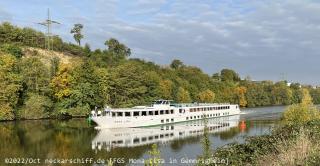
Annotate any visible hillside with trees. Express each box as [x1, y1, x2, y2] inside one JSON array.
[[1, 22, 320, 121]]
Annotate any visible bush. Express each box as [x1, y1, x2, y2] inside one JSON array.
[[283, 104, 320, 125], [283, 89, 320, 125], [19, 93, 53, 119], [0, 103, 15, 121], [0, 44, 23, 58]]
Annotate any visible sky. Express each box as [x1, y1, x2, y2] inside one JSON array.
[[0, 0, 320, 85]]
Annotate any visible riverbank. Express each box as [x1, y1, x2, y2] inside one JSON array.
[[213, 120, 320, 165], [212, 90, 320, 165]]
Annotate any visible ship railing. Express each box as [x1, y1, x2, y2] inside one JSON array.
[[171, 103, 231, 107]]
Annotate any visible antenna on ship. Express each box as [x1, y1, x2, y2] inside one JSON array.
[[37, 8, 60, 51]]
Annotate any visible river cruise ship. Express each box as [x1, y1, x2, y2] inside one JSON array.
[[90, 100, 241, 129]]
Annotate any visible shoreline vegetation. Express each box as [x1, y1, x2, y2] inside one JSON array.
[[1, 22, 320, 122], [195, 88, 320, 166]]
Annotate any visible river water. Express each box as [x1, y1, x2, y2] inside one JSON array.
[[0, 106, 286, 166]]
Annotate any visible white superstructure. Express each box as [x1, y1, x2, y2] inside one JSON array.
[[90, 100, 241, 129]]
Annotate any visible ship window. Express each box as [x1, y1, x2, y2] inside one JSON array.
[[148, 136, 153, 140], [201, 115, 203, 118], [190, 116, 192, 119], [125, 112, 131, 117], [189, 108, 192, 112], [155, 111, 159, 115], [170, 109, 174, 114], [142, 137, 147, 142], [117, 112, 123, 117], [133, 138, 139, 144], [165, 110, 169, 114], [155, 135, 159, 139], [112, 112, 116, 117], [149, 111, 153, 115], [228, 106, 230, 109], [160, 134, 164, 138], [142, 111, 147, 116], [179, 109, 182, 113], [194, 116, 196, 119], [161, 120, 164, 123], [171, 118, 174, 122], [133, 111, 139, 116], [166, 119, 169, 122], [160, 110, 164, 115], [186, 117, 189, 120]]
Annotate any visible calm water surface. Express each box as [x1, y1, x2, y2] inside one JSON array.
[[0, 106, 286, 166]]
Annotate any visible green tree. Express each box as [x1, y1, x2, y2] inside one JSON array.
[[0, 44, 23, 58], [170, 59, 183, 69], [20, 57, 50, 94], [70, 23, 84, 46], [271, 82, 292, 105], [104, 38, 131, 58], [20, 93, 53, 119], [220, 69, 240, 82]]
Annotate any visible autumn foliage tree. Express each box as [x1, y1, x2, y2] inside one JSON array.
[[197, 89, 215, 103], [234, 86, 247, 107]]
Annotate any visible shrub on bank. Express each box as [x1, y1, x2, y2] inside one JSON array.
[[283, 89, 320, 125], [213, 120, 320, 165], [19, 93, 53, 119]]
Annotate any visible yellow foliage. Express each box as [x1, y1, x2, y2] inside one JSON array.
[[50, 63, 73, 100], [0, 103, 14, 121], [283, 88, 320, 125], [234, 86, 247, 107], [177, 87, 191, 103], [159, 79, 173, 99], [197, 89, 215, 103]]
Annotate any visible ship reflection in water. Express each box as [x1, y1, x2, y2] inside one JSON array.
[[92, 115, 240, 152]]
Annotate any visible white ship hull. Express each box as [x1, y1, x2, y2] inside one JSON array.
[[91, 101, 241, 129]]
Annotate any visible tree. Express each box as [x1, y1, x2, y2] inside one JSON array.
[[84, 43, 91, 57], [0, 53, 22, 120], [50, 63, 73, 101], [159, 80, 174, 99], [104, 38, 131, 58], [176, 87, 191, 103], [20, 57, 50, 94], [170, 59, 184, 69], [20, 93, 53, 119], [197, 89, 215, 103], [220, 69, 240, 82], [212, 73, 220, 81], [234, 86, 247, 107], [70, 23, 84, 46], [283, 89, 320, 125]]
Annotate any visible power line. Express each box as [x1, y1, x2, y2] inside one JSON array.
[[37, 8, 60, 51]]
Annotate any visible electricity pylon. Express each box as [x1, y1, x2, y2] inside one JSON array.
[[38, 8, 60, 50]]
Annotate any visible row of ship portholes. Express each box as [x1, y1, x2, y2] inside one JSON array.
[[186, 112, 230, 120]]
